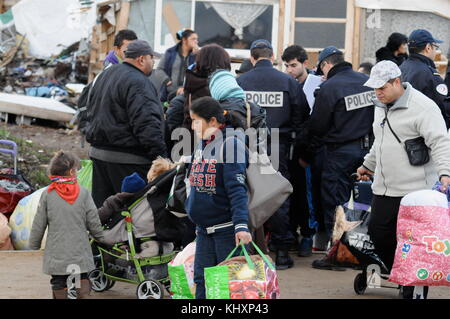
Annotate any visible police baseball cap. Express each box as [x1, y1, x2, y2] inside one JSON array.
[[250, 39, 273, 50], [408, 29, 443, 48], [236, 59, 253, 74], [364, 60, 402, 89], [316, 46, 343, 75], [124, 40, 161, 59]]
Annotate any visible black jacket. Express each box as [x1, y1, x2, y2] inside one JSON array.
[[237, 59, 304, 139], [85, 62, 168, 160], [400, 53, 450, 128], [375, 47, 408, 66], [309, 62, 374, 145]]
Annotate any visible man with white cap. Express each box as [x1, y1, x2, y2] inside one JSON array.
[[356, 60, 450, 299]]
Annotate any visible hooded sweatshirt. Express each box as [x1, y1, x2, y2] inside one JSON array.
[[185, 127, 249, 234]]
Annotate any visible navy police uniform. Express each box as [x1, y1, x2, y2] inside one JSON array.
[[400, 54, 450, 127], [237, 59, 305, 250], [401, 29, 449, 128], [309, 60, 374, 239]]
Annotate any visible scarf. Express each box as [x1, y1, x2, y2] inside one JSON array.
[[48, 176, 80, 205]]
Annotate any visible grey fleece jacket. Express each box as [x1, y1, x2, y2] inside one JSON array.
[[29, 187, 104, 275], [363, 82, 450, 197]]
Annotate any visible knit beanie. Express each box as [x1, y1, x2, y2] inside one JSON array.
[[209, 70, 245, 102], [121, 172, 147, 193]]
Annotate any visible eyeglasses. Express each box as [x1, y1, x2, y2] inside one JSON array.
[[431, 43, 440, 50]]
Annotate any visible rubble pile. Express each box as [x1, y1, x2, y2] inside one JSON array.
[[0, 38, 89, 108]]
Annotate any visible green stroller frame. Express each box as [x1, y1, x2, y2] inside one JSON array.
[[88, 208, 176, 299]]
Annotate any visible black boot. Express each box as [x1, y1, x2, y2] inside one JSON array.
[[311, 256, 346, 271], [275, 249, 294, 270]]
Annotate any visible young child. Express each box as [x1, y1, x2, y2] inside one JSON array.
[[29, 151, 104, 299], [185, 96, 252, 299]]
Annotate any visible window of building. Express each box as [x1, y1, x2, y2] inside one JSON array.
[[292, 0, 356, 65], [154, 0, 278, 59]]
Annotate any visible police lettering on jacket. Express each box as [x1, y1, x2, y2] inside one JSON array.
[[245, 91, 283, 107], [344, 91, 377, 111], [236, 59, 304, 134]]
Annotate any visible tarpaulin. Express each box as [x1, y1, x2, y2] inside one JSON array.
[[12, 0, 97, 58]]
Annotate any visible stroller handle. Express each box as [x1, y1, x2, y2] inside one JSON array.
[[0, 140, 17, 174]]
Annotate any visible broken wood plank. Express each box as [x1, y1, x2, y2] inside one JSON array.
[[115, 0, 130, 31], [0, 93, 76, 123]]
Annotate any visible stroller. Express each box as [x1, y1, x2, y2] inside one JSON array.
[[69, 168, 186, 299], [342, 175, 400, 296], [0, 140, 33, 220]]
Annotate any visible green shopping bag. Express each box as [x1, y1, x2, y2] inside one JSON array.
[[168, 241, 196, 299], [78, 159, 92, 192], [204, 242, 279, 299], [168, 264, 195, 299]]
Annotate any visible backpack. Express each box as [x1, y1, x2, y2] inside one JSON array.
[[71, 66, 109, 134]]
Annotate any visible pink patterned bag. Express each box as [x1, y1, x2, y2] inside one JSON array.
[[390, 190, 450, 286]]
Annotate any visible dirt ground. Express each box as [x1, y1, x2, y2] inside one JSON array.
[[5, 123, 88, 160], [1, 250, 448, 299], [0, 124, 448, 300]]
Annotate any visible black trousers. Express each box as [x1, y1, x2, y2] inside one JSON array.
[[368, 195, 403, 271], [91, 158, 151, 208], [288, 159, 314, 238]]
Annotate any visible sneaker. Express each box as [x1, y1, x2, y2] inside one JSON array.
[[275, 250, 294, 270], [298, 237, 313, 257], [311, 257, 346, 271]]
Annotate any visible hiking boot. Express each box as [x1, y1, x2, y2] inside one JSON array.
[[298, 237, 313, 257], [76, 279, 92, 299], [288, 240, 299, 252], [275, 250, 294, 270], [311, 257, 346, 271]]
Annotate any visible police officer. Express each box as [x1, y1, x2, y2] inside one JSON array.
[[237, 39, 305, 270], [400, 29, 450, 128], [307, 46, 375, 270]]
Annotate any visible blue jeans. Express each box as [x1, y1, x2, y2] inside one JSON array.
[[193, 226, 236, 299], [321, 142, 368, 238]]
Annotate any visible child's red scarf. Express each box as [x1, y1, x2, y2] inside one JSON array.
[[48, 176, 80, 204]]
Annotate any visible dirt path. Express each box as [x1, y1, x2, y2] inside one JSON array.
[[1, 251, 448, 299], [4, 123, 89, 160]]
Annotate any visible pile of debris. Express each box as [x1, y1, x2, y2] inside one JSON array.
[[0, 0, 98, 127], [0, 38, 89, 107]]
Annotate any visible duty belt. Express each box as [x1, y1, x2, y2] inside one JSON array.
[[327, 134, 371, 150]]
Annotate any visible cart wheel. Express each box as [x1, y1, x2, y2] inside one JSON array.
[[163, 280, 171, 294], [398, 285, 404, 299], [136, 280, 164, 299], [106, 278, 116, 291], [354, 273, 367, 295], [88, 269, 110, 292]]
